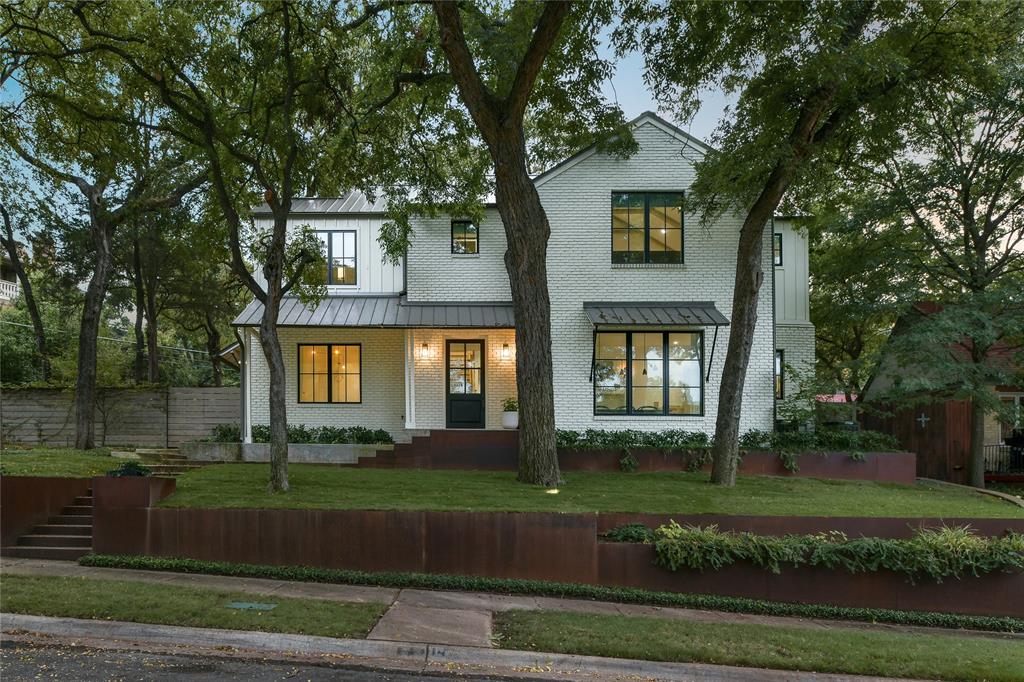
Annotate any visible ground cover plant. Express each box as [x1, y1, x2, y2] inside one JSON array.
[[250, 424, 392, 445], [0, 573, 385, 639], [494, 610, 1024, 682], [81, 554, 1023, 633], [159, 465, 1024, 518], [649, 523, 1024, 582], [0, 447, 114, 477]]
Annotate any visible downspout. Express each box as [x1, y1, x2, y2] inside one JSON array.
[[770, 217, 778, 429]]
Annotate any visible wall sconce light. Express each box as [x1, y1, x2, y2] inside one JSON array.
[[418, 342, 431, 360], [501, 343, 512, 360]]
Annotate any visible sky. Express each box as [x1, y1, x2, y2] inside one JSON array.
[[601, 48, 735, 144]]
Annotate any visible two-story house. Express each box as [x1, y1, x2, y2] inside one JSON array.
[[233, 112, 814, 443]]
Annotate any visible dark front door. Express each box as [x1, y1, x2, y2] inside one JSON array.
[[447, 340, 485, 428]]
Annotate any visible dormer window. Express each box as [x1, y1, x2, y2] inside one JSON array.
[[315, 230, 357, 285], [451, 220, 479, 254], [612, 192, 683, 264]]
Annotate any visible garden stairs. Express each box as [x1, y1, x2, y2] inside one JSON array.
[[114, 447, 206, 477], [365, 430, 518, 469], [1, 489, 93, 560]]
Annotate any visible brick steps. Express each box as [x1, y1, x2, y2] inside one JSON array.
[[365, 430, 518, 469], [1, 488, 93, 561]]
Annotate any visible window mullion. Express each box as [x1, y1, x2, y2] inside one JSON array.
[[643, 195, 650, 263], [662, 333, 669, 416], [626, 331, 633, 415], [327, 233, 334, 285]]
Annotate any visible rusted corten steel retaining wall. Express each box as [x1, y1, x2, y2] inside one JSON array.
[[90, 476, 1024, 617], [0, 476, 92, 546]]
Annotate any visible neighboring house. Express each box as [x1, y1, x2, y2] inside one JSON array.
[[0, 255, 19, 307], [862, 301, 1024, 483], [233, 112, 815, 444]]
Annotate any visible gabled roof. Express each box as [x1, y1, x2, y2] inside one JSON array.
[[533, 111, 711, 188]]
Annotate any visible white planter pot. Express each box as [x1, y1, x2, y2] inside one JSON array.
[[501, 411, 519, 429]]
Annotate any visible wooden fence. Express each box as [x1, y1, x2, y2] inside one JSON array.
[[0, 387, 239, 448]]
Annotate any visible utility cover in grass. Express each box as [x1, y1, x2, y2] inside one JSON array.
[[226, 601, 277, 611]]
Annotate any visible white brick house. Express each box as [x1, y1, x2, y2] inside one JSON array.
[[235, 112, 815, 442]]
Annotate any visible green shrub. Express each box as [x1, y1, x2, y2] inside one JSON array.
[[106, 461, 152, 477], [209, 423, 241, 443], [602, 523, 655, 543], [556, 429, 712, 450], [618, 452, 638, 473], [249, 424, 393, 445], [651, 523, 1024, 583], [79, 554, 1023, 633]]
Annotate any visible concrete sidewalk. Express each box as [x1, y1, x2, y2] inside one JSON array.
[[0, 613, 924, 682], [2, 557, 1014, 646]]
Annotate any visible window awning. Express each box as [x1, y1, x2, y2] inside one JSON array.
[[233, 295, 515, 328], [583, 302, 730, 327]]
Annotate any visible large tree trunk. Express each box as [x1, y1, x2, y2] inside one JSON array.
[[131, 239, 147, 384], [259, 214, 290, 493], [144, 269, 160, 383], [1, 205, 48, 380], [493, 131, 561, 487], [205, 313, 223, 387], [74, 219, 114, 450]]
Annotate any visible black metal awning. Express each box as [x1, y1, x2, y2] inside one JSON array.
[[583, 302, 730, 327]]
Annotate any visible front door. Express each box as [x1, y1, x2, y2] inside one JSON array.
[[446, 340, 485, 428]]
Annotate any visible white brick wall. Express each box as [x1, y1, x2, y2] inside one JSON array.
[[247, 327, 408, 440], [409, 329, 517, 431], [775, 323, 816, 404], [406, 212, 511, 302]]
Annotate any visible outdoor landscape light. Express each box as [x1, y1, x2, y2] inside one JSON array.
[[501, 343, 512, 359]]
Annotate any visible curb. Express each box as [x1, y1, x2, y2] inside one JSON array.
[[0, 613, 917, 682]]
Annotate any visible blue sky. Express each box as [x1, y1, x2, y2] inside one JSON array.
[[602, 48, 734, 144]]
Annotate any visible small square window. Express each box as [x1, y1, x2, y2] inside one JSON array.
[[611, 193, 683, 264], [452, 220, 479, 254]]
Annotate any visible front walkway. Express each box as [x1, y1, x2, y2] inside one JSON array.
[[2, 558, 1013, 645]]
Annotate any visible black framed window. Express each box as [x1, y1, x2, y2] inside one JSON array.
[[611, 193, 683, 264], [773, 233, 783, 267], [451, 220, 479, 254], [593, 331, 702, 415], [775, 349, 784, 400], [314, 231, 357, 285], [298, 344, 361, 403]]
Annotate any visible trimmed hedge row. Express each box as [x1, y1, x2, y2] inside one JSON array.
[[650, 523, 1024, 583], [79, 554, 1023, 633], [209, 423, 393, 445]]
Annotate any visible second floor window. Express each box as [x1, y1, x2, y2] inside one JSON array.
[[775, 349, 784, 399], [451, 220, 479, 254], [773, 233, 783, 266], [315, 231, 357, 285], [611, 192, 683, 264]]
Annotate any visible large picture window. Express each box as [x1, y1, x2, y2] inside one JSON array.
[[314, 231, 357, 285], [298, 344, 361, 403], [451, 220, 479, 254], [593, 331, 702, 415], [611, 192, 683, 264]]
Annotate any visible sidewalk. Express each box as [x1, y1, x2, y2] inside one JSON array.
[[1, 613, 923, 682], [2, 557, 1014, 645]]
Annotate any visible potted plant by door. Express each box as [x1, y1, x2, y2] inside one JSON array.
[[501, 397, 519, 429]]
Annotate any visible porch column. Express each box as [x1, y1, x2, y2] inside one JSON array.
[[404, 329, 417, 429]]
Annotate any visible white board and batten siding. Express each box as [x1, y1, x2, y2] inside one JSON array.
[[250, 216, 403, 296], [773, 219, 811, 325]]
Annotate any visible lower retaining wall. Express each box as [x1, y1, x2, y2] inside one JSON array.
[[180, 442, 392, 464], [0, 476, 93, 546], [89, 476, 1024, 617]]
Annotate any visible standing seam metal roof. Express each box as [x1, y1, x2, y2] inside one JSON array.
[[583, 302, 730, 327], [232, 295, 516, 328]]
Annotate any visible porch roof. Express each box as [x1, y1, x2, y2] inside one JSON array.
[[583, 301, 730, 327], [233, 295, 515, 328]]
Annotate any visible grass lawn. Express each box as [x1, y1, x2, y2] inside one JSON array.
[[160, 464, 1024, 517], [0, 447, 115, 477], [0, 574, 385, 639], [494, 610, 1024, 682]]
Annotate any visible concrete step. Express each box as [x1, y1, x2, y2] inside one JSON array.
[[32, 524, 92, 536], [62, 505, 93, 515], [135, 448, 180, 456], [48, 514, 92, 525], [0, 546, 90, 560], [73, 496, 94, 505], [17, 534, 92, 548]]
